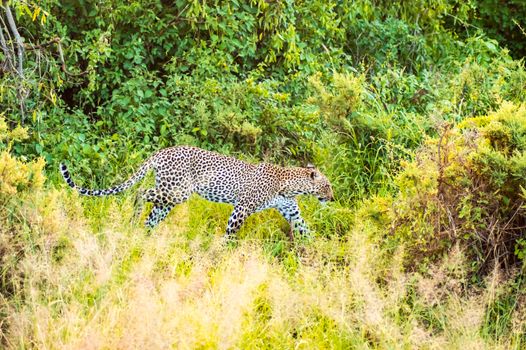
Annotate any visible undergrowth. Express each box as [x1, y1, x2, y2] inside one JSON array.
[[2, 188, 525, 349]]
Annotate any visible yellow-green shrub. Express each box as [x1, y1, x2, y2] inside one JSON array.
[[0, 118, 45, 201], [0, 151, 45, 198], [388, 102, 526, 276]]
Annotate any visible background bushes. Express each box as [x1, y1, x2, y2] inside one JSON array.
[[2, 0, 526, 347]]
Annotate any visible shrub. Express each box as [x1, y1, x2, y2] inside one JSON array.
[[0, 118, 45, 203], [308, 71, 428, 201], [388, 102, 526, 277]]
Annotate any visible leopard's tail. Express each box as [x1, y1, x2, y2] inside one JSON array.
[[59, 158, 153, 196]]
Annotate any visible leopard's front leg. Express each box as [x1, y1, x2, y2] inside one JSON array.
[[275, 197, 310, 239]]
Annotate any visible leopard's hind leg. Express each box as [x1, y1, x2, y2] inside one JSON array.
[[142, 187, 192, 228], [145, 203, 175, 228], [141, 169, 194, 228], [131, 188, 165, 226]]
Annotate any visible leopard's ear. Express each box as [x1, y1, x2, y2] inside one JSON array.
[[305, 163, 317, 179]]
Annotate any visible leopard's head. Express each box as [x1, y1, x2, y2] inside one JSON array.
[[280, 164, 334, 202], [305, 164, 334, 203]]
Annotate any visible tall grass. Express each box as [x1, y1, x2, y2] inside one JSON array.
[[1, 188, 524, 349]]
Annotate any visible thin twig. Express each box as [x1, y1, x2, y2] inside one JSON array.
[[55, 39, 88, 76]]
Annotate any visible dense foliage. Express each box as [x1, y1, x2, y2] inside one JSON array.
[[1, 0, 522, 190], [1, 0, 526, 348], [466, 0, 526, 59]]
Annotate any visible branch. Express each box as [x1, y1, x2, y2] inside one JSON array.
[[513, 19, 526, 38], [0, 22, 16, 72], [23, 36, 60, 50], [24, 36, 89, 76], [3, 0, 24, 78]]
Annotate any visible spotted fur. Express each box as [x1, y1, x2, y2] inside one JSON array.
[[60, 146, 334, 239]]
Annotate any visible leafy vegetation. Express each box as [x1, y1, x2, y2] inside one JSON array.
[[383, 102, 526, 275], [462, 0, 526, 59], [1, 0, 526, 348]]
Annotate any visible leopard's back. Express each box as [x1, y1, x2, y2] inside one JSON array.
[[152, 146, 257, 205]]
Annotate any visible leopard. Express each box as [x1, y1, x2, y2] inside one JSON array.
[[59, 146, 334, 240]]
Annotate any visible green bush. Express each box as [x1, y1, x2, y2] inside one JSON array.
[[0, 0, 522, 192], [466, 0, 526, 59], [386, 102, 526, 276]]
